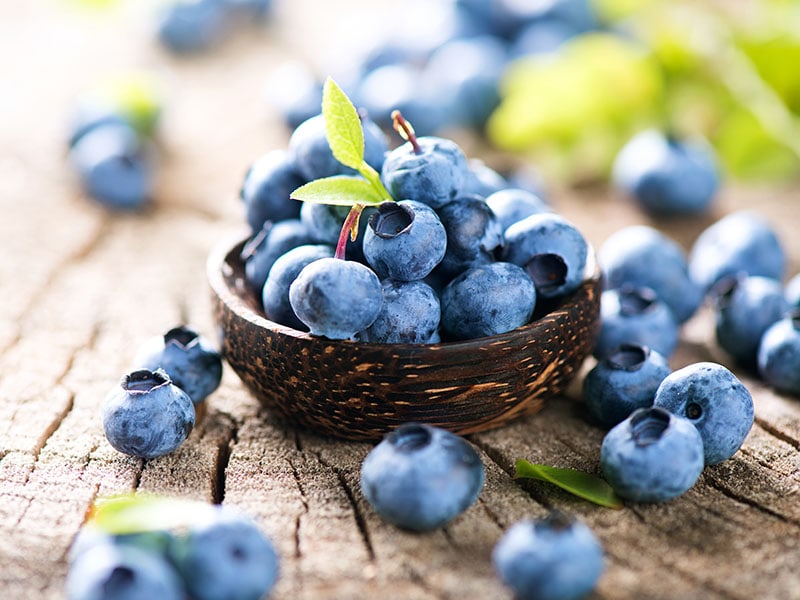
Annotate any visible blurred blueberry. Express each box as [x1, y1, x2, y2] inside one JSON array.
[[102, 369, 195, 459], [654, 362, 754, 465], [289, 258, 382, 339], [485, 187, 549, 232], [239, 149, 305, 233], [599, 225, 702, 324], [492, 511, 604, 600], [612, 130, 719, 215], [363, 201, 447, 281], [360, 423, 484, 531], [583, 343, 671, 428], [785, 273, 800, 308], [601, 407, 705, 502], [263, 62, 324, 131], [758, 310, 800, 396], [67, 543, 184, 600], [688, 210, 786, 294], [262, 244, 334, 330], [713, 274, 787, 367], [462, 159, 509, 198], [503, 213, 588, 299], [508, 18, 580, 59], [242, 219, 313, 293], [69, 123, 153, 211], [440, 262, 536, 340], [435, 196, 504, 279], [133, 326, 222, 405], [68, 526, 174, 564], [357, 279, 441, 344], [381, 135, 470, 209], [169, 505, 279, 600], [595, 285, 679, 359], [156, 0, 229, 54], [67, 99, 130, 148]]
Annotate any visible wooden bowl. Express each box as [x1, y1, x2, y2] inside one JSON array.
[[208, 234, 602, 441]]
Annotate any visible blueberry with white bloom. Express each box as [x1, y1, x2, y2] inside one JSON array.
[[758, 310, 800, 396]]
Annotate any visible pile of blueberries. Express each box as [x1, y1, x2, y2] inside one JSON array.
[[156, 0, 273, 54], [267, 0, 603, 136], [66, 501, 279, 600], [240, 108, 590, 342], [102, 326, 223, 460]]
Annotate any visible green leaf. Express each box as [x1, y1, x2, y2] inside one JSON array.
[[322, 77, 365, 172], [514, 459, 624, 509], [89, 494, 216, 535], [291, 175, 387, 206]]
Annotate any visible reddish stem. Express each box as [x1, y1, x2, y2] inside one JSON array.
[[335, 204, 364, 260], [391, 110, 421, 154]]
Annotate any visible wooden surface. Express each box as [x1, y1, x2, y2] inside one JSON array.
[[2, 2, 800, 599]]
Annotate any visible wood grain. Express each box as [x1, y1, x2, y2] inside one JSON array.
[[1, 2, 800, 599]]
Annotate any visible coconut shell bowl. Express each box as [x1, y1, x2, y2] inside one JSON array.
[[208, 235, 602, 442]]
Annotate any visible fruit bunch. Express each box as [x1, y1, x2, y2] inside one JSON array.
[[67, 74, 162, 211], [66, 495, 279, 600], [102, 326, 223, 459], [241, 78, 591, 343]]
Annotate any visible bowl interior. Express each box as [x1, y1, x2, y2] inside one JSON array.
[[209, 234, 602, 441]]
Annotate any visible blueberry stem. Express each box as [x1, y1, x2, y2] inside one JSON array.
[[335, 203, 364, 260], [391, 110, 421, 154]]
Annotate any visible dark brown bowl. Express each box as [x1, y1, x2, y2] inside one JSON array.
[[208, 233, 602, 441]]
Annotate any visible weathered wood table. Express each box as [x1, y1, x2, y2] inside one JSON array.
[[2, 2, 800, 599]]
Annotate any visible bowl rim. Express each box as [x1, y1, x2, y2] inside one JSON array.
[[207, 230, 601, 350]]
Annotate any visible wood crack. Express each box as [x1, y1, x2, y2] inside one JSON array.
[[287, 457, 309, 559], [703, 472, 800, 527], [754, 417, 800, 451]]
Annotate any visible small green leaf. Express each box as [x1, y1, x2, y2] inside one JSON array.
[[322, 77, 365, 172], [89, 494, 216, 535], [514, 459, 624, 509], [291, 176, 387, 206]]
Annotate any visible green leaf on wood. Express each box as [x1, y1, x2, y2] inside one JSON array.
[[514, 459, 624, 509], [89, 494, 216, 535], [322, 77, 365, 172], [291, 175, 387, 206]]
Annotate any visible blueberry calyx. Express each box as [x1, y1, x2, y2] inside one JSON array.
[[525, 253, 567, 294], [539, 509, 574, 532], [386, 423, 432, 453], [617, 285, 658, 317], [685, 402, 703, 420], [368, 201, 413, 240], [163, 325, 200, 349], [629, 407, 671, 447], [606, 343, 649, 372], [123, 369, 171, 393]]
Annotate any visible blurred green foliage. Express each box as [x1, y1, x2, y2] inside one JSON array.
[[487, 0, 800, 184]]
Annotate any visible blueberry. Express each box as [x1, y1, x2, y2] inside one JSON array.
[[66, 543, 184, 600], [241, 219, 313, 293], [503, 213, 588, 299], [653, 362, 754, 465], [598, 225, 702, 324], [263, 61, 323, 130], [688, 210, 786, 294], [69, 123, 152, 211], [380, 135, 470, 209], [583, 343, 671, 428], [67, 99, 130, 148], [420, 35, 506, 129], [262, 244, 334, 330], [440, 262, 536, 341], [68, 525, 174, 565], [239, 150, 305, 233], [784, 273, 800, 308], [360, 423, 485, 531], [600, 407, 705, 502], [435, 196, 504, 279], [102, 368, 195, 459], [757, 310, 800, 396], [288, 257, 383, 339], [462, 158, 509, 198], [612, 129, 719, 215], [508, 18, 581, 58], [288, 113, 387, 181], [156, 0, 229, 54], [168, 505, 279, 600], [492, 511, 604, 600], [595, 285, 679, 359], [363, 200, 447, 281], [299, 201, 374, 262], [133, 326, 223, 405], [484, 187, 549, 233], [356, 279, 441, 344], [713, 274, 787, 367]]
